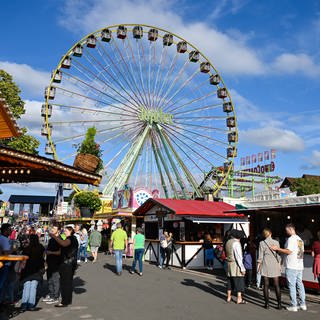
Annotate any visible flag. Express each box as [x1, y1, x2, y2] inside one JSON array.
[[246, 156, 250, 165], [241, 157, 245, 166], [252, 154, 257, 164], [264, 151, 270, 161], [258, 153, 263, 162], [271, 149, 276, 159]]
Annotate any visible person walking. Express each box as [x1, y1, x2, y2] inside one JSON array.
[[271, 223, 306, 312], [89, 226, 101, 263], [20, 235, 45, 311], [110, 223, 128, 276], [130, 228, 145, 276], [74, 224, 82, 263], [80, 228, 89, 263], [257, 228, 282, 310], [225, 230, 246, 304], [49, 226, 78, 307], [311, 231, 320, 288], [43, 225, 61, 305]]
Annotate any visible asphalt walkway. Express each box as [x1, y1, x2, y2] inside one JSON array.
[[7, 254, 320, 320]]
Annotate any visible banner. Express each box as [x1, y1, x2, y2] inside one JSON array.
[[258, 153, 263, 162], [246, 156, 250, 165], [264, 151, 270, 161], [252, 154, 257, 164]]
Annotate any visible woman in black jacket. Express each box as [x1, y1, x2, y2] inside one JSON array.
[[49, 226, 78, 307], [20, 234, 45, 311]]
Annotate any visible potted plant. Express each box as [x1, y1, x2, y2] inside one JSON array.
[[73, 127, 103, 173], [73, 190, 102, 218]]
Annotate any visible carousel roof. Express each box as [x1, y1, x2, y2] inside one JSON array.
[[134, 198, 239, 218], [0, 146, 101, 185]]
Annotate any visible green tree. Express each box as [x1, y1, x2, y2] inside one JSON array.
[[0, 70, 25, 118], [290, 177, 320, 196], [0, 69, 40, 154]]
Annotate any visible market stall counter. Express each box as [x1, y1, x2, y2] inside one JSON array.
[[134, 198, 248, 269]]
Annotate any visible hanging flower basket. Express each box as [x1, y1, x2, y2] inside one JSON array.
[[79, 207, 94, 218], [73, 153, 100, 173]]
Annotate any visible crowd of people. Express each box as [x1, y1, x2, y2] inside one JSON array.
[[0, 220, 319, 314], [0, 222, 102, 311]]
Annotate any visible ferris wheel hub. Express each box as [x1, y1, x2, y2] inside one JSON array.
[[138, 107, 173, 125]]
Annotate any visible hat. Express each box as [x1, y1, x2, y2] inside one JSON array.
[[65, 224, 75, 229]]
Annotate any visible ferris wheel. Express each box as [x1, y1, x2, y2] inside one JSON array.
[[41, 24, 238, 199]]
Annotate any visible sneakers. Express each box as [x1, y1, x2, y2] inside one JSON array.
[[129, 270, 135, 274], [286, 306, 298, 312], [158, 265, 162, 269], [84, 259, 88, 263], [299, 305, 307, 311], [138, 272, 143, 276], [46, 298, 59, 305], [42, 295, 52, 302]]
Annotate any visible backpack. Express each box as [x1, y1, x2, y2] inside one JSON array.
[[214, 245, 226, 262]]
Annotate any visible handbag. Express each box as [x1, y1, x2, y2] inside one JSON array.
[[264, 240, 280, 263]]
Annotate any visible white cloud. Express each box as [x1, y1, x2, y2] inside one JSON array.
[[271, 53, 320, 77], [0, 61, 49, 97], [58, 0, 266, 75], [240, 126, 305, 152], [58, 0, 320, 78], [304, 150, 320, 169]]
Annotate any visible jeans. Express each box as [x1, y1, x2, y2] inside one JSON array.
[[22, 280, 38, 307], [114, 250, 123, 274], [159, 247, 166, 267], [165, 247, 172, 268], [80, 245, 88, 261], [286, 268, 306, 307], [47, 270, 60, 299], [256, 271, 262, 288], [132, 249, 144, 273]]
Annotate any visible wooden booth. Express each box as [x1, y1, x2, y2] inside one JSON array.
[[134, 198, 248, 269], [233, 194, 320, 289]]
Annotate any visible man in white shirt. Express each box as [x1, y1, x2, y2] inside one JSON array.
[[271, 223, 306, 312]]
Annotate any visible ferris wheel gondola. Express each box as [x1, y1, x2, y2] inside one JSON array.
[[42, 24, 238, 199]]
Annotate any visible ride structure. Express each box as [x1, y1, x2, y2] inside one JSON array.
[[41, 24, 238, 199]]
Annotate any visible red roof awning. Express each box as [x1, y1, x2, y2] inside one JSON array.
[[134, 198, 242, 218]]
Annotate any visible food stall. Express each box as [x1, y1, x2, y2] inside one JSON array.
[[133, 198, 248, 269], [233, 194, 320, 289]]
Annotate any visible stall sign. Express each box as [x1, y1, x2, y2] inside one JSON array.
[[112, 185, 133, 209], [144, 215, 158, 222], [96, 199, 112, 214], [242, 161, 275, 175], [164, 214, 181, 221]]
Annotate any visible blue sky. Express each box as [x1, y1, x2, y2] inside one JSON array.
[[0, 0, 320, 200]]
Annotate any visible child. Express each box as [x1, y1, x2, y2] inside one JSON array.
[[243, 245, 253, 288]]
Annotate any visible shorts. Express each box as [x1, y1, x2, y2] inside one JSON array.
[[226, 276, 245, 293], [91, 246, 99, 253]]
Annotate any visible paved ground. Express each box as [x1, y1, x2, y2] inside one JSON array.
[[5, 254, 320, 320]]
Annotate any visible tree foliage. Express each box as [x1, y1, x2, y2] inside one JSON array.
[[0, 69, 40, 154], [5, 128, 40, 155], [0, 70, 25, 118], [290, 177, 320, 196]]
